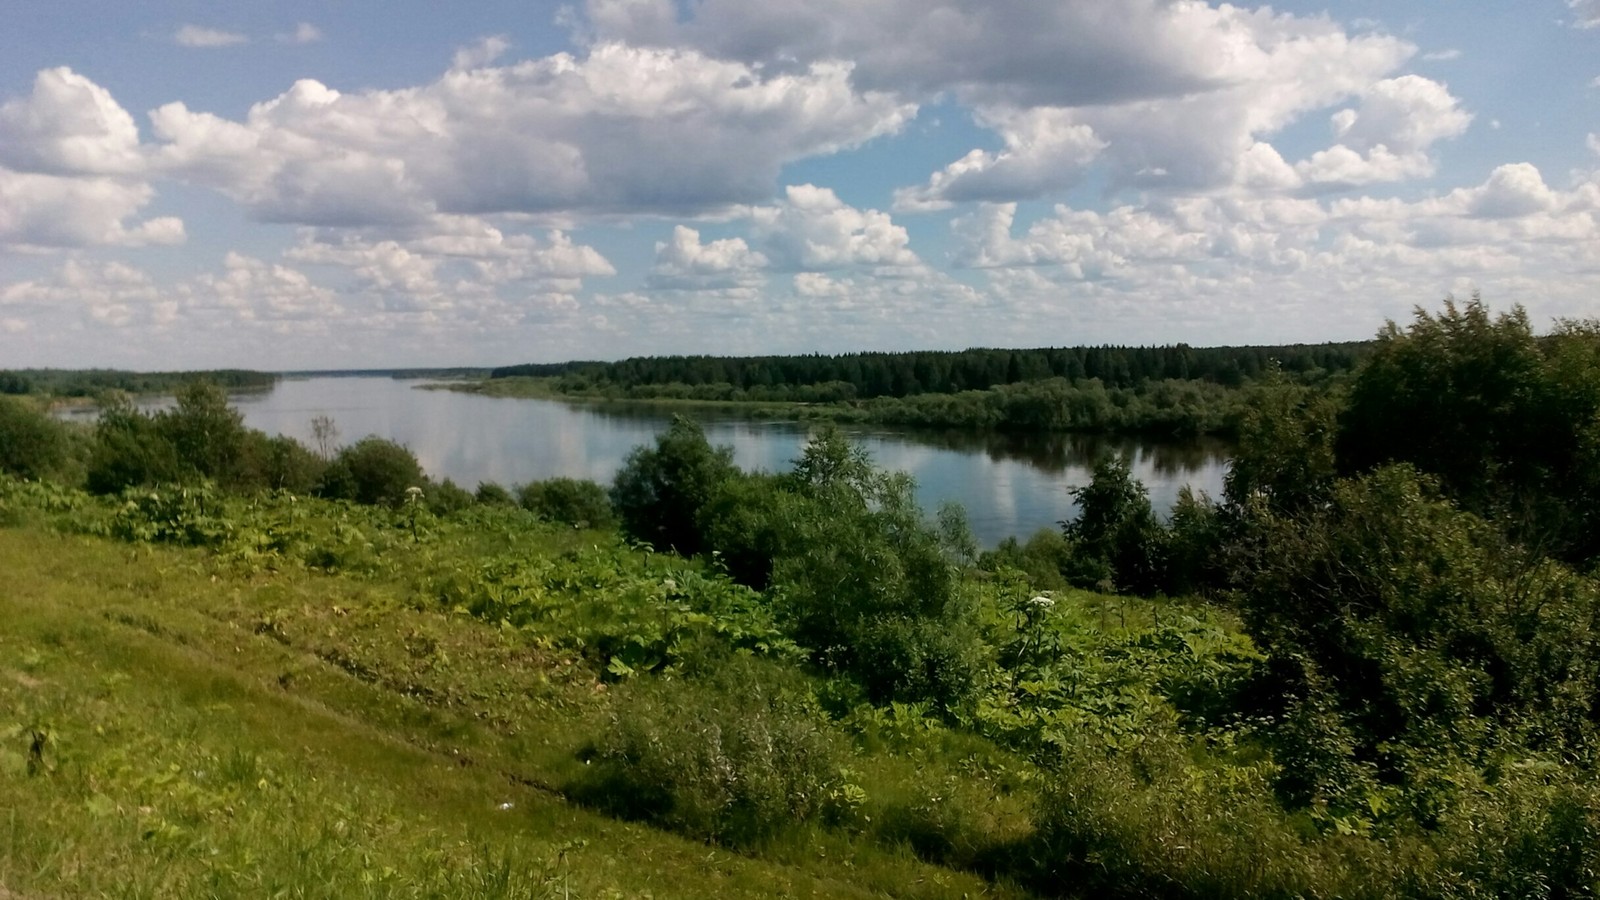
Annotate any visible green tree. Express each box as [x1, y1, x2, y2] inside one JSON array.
[[518, 477, 615, 528], [157, 381, 248, 484], [1062, 455, 1164, 595], [1337, 297, 1600, 560], [318, 437, 425, 506], [85, 398, 182, 494], [610, 416, 737, 555], [0, 396, 69, 480]]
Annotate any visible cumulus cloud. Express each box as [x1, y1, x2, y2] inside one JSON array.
[[0, 68, 144, 176], [593, 0, 1420, 202], [0, 260, 167, 327], [751, 185, 918, 270], [1294, 76, 1471, 188], [1465, 163, 1560, 219], [174, 25, 248, 48], [894, 107, 1104, 211], [279, 23, 324, 44], [648, 225, 767, 290], [188, 252, 340, 320], [133, 44, 914, 225], [0, 168, 183, 248], [453, 36, 511, 69], [1571, 0, 1600, 29], [287, 216, 614, 313]]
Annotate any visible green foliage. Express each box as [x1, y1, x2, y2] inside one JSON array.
[[610, 415, 738, 554], [160, 381, 250, 483], [111, 484, 233, 547], [578, 662, 849, 846], [474, 481, 515, 506], [980, 529, 1076, 593], [517, 477, 614, 528], [1224, 373, 1340, 515], [426, 478, 475, 516], [1233, 464, 1600, 816], [85, 396, 183, 494], [0, 395, 70, 480], [1032, 733, 1379, 899], [1339, 297, 1600, 562], [249, 432, 326, 494], [317, 436, 425, 507], [1061, 456, 1165, 595], [761, 428, 987, 709]]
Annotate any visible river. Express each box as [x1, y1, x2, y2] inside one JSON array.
[[61, 376, 1232, 547]]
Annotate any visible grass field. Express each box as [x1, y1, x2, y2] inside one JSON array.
[[0, 524, 1012, 898]]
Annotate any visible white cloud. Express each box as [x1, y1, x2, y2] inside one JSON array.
[[0, 67, 144, 176], [1465, 163, 1560, 219], [894, 107, 1105, 210], [452, 36, 511, 70], [1571, 0, 1600, 29], [279, 23, 324, 44], [0, 260, 166, 327], [287, 216, 614, 313], [751, 184, 918, 270], [135, 44, 914, 225], [174, 25, 248, 48], [1421, 49, 1462, 62], [1296, 75, 1471, 188], [648, 225, 767, 290], [0, 168, 184, 248], [187, 252, 340, 320], [593, 0, 1417, 201]]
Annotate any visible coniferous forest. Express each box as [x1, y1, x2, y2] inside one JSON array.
[[6, 299, 1600, 897]]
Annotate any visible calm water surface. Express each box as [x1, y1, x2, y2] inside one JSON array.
[[69, 377, 1232, 547]]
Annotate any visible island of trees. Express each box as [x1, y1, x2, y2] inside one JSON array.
[[472, 341, 1373, 437], [3, 298, 1600, 897]]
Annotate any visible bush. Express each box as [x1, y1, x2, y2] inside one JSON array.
[[517, 477, 613, 528], [86, 400, 182, 494], [576, 662, 849, 846], [474, 482, 515, 506], [1062, 455, 1165, 595], [1032, 735, 1378, 898], [0, 396, 70, 480], [317, 437, 424, 506], [248, 433, 325, 494], [610, 416, 737, 554], [158, 381, 249, 484], [426, 478, 474, 516]]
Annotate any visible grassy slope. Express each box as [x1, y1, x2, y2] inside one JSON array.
[[0, 526, 1005, 899]]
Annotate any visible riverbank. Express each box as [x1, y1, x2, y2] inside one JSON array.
[[430, 374, 1251, 438]]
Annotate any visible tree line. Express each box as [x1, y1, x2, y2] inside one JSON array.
[[0, 368, 277, 398], [492, 341, 1372, 399]]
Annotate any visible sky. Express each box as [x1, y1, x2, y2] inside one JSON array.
[[1, 0, 1598, 370]]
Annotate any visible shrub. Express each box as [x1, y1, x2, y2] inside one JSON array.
[[1062, 455, 1165, 595], [249, 433, 325, 494], [0, 396, 70, 480], [1032, 735, 1376, 898], [474, 482, 515, 506], [577, 662, 848, 846], [517, 477, 613, 528], [158, 381, 249, 484], [610, 416, 737, 554], [426, 478, 474, 516], [317, 437, 424, 506], [85, 400, 182, 494]]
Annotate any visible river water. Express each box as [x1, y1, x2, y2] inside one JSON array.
[[63, 376, 1232, 547]]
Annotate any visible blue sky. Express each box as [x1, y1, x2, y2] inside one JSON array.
[[1, 0, 1598, 369]]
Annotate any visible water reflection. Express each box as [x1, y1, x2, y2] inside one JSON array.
[[63, 377, 1232, 547]]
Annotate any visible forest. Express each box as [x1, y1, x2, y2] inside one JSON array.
[[479, 341, 1372, 438], [4, 298, 1600, 897], [491, 341, 1372, 397]]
